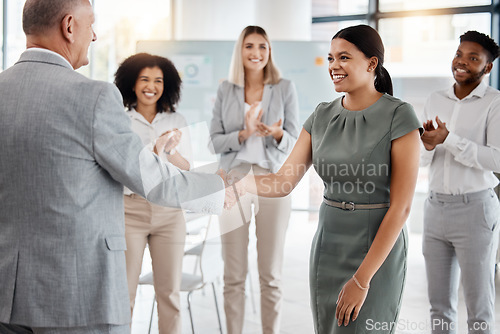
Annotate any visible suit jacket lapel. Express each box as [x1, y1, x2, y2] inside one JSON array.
[[235, 84, 245, 127], [261, 84, 273, 125]]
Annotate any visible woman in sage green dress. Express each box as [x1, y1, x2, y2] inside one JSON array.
[[240, 25, 422, 333]]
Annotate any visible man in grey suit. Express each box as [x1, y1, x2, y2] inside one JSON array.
[[0, 0, 234, 333]]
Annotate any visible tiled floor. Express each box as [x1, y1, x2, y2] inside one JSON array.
[[131, 196, 500, 334]]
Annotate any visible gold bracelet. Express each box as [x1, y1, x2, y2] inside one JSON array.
[[352, 275, 369, 291]]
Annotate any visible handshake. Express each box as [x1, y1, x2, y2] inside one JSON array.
[[154, 130, 252, 211], [217, 170, 248, 210]]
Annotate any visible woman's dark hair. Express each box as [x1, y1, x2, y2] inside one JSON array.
[[333, 24, 393, 96], [114, 53, 182, 113], [460, 31, 500, 63]]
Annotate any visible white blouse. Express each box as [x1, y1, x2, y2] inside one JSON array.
[[124, 108, 193, 195], [235, 102, 270, 169]]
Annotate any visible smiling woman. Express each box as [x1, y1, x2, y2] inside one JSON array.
[[240, 24, 422, 333], [209, 25, 300, 334], [329, 24, 393, 110], [114, 52, 192, 334], [328, 38, 379, 100], [241, 33, 270, 73]]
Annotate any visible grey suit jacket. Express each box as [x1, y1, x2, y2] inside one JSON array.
[[209, 79, 300, 173], [0, 50, 224, 327]]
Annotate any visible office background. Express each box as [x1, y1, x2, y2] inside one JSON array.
[[2, 1, 500, 333], [1, 0, 498, 211], [0, 0, 497, 212]]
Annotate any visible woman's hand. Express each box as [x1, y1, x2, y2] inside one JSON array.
[[154, 129, 191, 170], [256, 119, 283, 142], [158, 128, 182, 154], [244, 102, 263, 135], [335, 277, 369, 327], [239, 103, 264, 144]]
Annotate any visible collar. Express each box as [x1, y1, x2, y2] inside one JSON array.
[[23, 48, 73, 69], [128, 108, 170, 125], [447, 79, 488, 101]]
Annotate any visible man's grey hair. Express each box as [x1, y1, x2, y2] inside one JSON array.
[[23, 0, 83, 35]]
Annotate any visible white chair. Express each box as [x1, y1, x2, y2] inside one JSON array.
[[185, 216, 257, 313], [138, 214, 224, 334]]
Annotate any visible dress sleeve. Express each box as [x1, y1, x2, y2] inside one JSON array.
[[303, 108, 316, 134], [390, 102, 423, 141]]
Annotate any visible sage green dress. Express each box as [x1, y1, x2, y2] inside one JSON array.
[[303, 94, 422, 334]]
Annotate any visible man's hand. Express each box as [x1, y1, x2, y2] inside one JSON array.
[[216, 169, 245, 210], [227, 170, 246, 198], [420, 116, 449, 151], [224, 185, 237, 210]]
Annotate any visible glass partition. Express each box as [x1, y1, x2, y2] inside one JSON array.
[[5, 0, 25, 68], [91, 0, 171, 81], [1, 0, 4, 71], [312, 0, 369, 16], [379, 13, 491, 109], [311, 20, 367, 41], [380, 0, 491, 12]]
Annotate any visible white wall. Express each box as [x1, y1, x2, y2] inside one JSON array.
[[254, 0, 311, 40], [175, 0, 311, 41]]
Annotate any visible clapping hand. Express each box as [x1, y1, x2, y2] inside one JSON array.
[[154, 128, 182, 155], [420, 116, 449, 151], [240, 104, 284, 144], [245, 102, 264, 135], [256, 119, 283, 141]]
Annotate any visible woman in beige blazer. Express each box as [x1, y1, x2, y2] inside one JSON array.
[[209, 26, 300, 334]]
